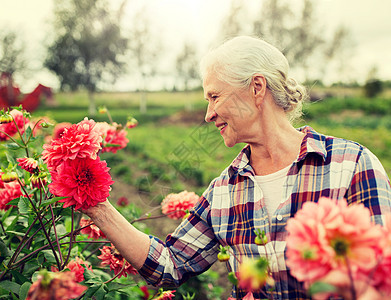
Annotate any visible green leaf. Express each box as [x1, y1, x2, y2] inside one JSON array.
[[1, 206, 13, 222], [42, 250, 57, 264], [308, 281, 337, 296], [7, 198, 21, 206], [0, 238, 11, 263], [10, 270, 29, 285], [19, 282, 31, 300], [23, 126, 32, 141], [0, 281, 20, 295], [40, 196, 68, 208], [5, 152, 17, 165], [4, 143, 21, 151], [106, 282, 130, 292], [83, 284, 103, 299], [18, 197, 30, 215]]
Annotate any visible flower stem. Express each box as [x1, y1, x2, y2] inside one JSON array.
[[345, 256, 357, 300], [17, 179, 61, 269], [103, 263, 126, 284], [49, 204, 63, 267], [62, 207, 75, 269]]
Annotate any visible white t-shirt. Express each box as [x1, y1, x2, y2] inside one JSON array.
[[255, 165, 291, 221]]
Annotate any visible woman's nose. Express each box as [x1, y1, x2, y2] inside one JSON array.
[[205, 102, 217, 122]]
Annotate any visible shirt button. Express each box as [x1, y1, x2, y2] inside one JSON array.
[[276, 215, 283, 221]]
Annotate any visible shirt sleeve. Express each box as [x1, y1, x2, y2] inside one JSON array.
[[137, 182, 220, 287], [346, 147, 391, 224]]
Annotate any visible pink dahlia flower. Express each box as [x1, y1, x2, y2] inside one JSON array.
[[17, 157, 39, 173], [42, 118, 102, 171], [65, 257, 92, 282], [95, 122, 129, 153], [26, 270, 87, 300], [0, 109, 29, 141], [97, 244, 137, 278], [370, 214, 391, 296], [52, 122, 72, 140], [79, 217, 106, 240], [161, 190, 199, 220], [286, 197, 383, 284], [0, 181, 22, 211], [49, 157, 114, 210]]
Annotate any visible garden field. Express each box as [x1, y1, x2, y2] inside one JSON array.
[[2, 88, 391, 299]]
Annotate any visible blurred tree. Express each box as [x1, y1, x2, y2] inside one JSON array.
[[176, 42, 199, 111], [0, 31, 27, 106], [252, 0, 352, 83], [0, 31, 27, 76], [128, 5, 159, 114], [218, 0, 247, 41], [364, 66, 383, 98], [44, 0, 129, 115]]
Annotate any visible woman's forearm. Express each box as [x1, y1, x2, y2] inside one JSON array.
[[83, 201, 151, 269]]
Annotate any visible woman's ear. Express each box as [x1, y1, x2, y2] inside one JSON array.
[[252, 74, 267, 106]]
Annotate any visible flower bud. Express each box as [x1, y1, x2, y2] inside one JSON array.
[[1, 171, 18, 183], [98, 106, 108, 114], [30, 174, 47, 188], [126, 117, 138, 129], [0, 113, 13, 124]]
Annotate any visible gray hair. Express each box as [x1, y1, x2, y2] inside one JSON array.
[[200, 36, 307, 122]]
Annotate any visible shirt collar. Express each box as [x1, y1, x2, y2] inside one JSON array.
[[228, 125, 327, 176]]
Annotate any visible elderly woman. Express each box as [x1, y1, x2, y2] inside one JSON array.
[[85, 36, 391, 299]]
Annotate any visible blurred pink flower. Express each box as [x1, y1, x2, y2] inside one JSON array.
[[0, 109, 29, 141], [243, 292, 260, 300], [161, 190, 199, 220], [26, 270, 87, 300], [79, 217, 106, 240], [153, 290, 176, 300], [98, 122, 129, 154], [49, 157, 113, 210], [0, 181, 22, 211], [286, 197, 383, 284], [42, 118, 102, 171], [17, 157, 39, 173], [97, 244, 137, 279], [370, 214, 391, 296]]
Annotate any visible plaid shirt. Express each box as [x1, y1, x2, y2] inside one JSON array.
[[138, 126, 391, 299]]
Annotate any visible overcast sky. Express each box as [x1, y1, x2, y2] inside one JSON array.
[[0, 0, 390, 91]]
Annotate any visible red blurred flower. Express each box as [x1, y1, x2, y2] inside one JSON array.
[[49, 157, 113, 210], [140, 285, 149, 300], [103, 123, 129, 153], [65, 257, 92, 282], [0, 109, 29, 141], [42, 118, 102, 171], [97, 244, 137, 279], [117, 196, 129, 207], [26, 270, 87, 300], [17, 157, 39, 174], [126, 117, 138, 129], [161, 190, 199, 220], [153, 290, 176, 300], [79, 217, 106, 240], [0, 181, 22, 211], [0, 172, 4, 189]]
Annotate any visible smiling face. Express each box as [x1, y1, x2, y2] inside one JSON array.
[[203, 71, 260, 147]]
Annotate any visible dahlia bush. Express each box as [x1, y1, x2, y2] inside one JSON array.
[[0, 106, 181, 299]]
